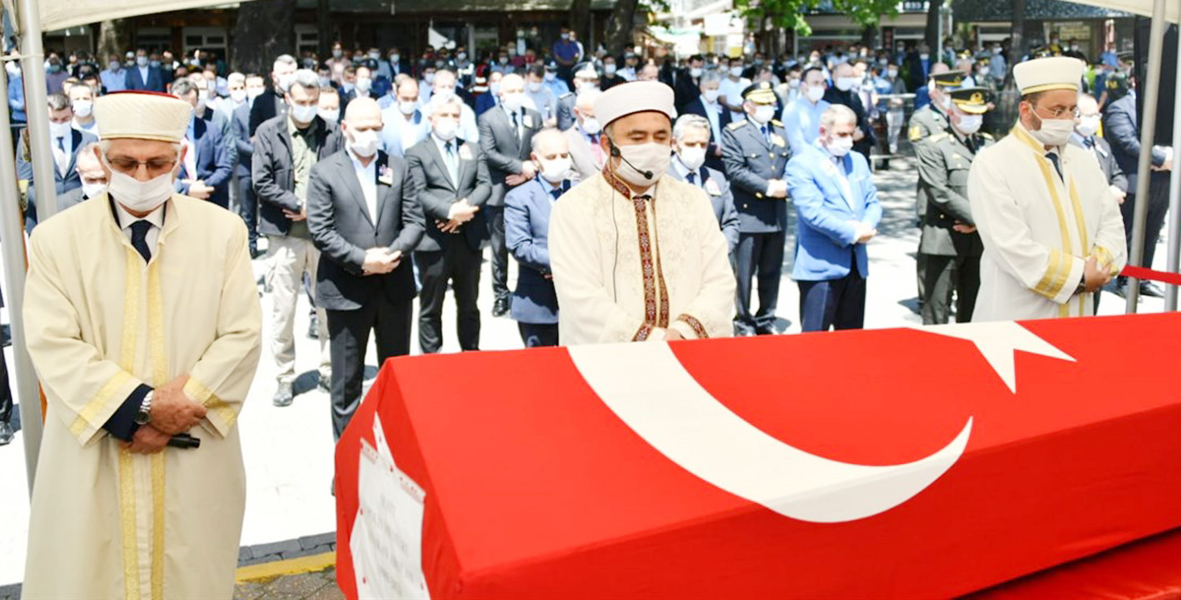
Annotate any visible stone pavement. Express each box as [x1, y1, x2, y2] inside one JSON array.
[[0, 157, 1171, 592], [235, 569, 343, 600]]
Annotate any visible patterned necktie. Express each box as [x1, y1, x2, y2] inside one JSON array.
[[130, 220, 152, 263], [1083, 137, 1095, 150]]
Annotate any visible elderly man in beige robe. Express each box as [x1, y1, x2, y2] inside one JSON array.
[[22, 91, 262, 598], [550, 81, 735, 344]]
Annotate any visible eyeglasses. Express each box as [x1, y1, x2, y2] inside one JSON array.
[[1033, 104, 1080, 119], [106, 156, 177, 176]]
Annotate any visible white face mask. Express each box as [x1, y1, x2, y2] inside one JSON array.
[[605, 64, 617, 76], [886, 69, 898, 79], [580, 116, 601, 135], [318, 108, 340, 124], [703, 89, 720, 103], [103, 156, 176, 213], [689, 67, 703, 78], [434, 119, 460, 141], [544, 72, 556, 82], [434, 87, 455, 102], [978, 67, 990, 77], [348, 128, 379, 157], [424, 73, 436, 85], [356, 77, 372, 93], [136, 56, 149, 68], [539, 156, 572, 183], [231, 89, 247, 104], [612, 141, 671, 187], [49, 120, 72, 139], [836, 77, 857, 92], [278, 73, 296, 93], [290, 103, 317, 124], [399, 100, 417, 115], [501, 91, 525, 112], [72, 100, 93, 118], [788, 79, 800, 89], [940, 95, 953, 110], [955, 114, 983, 135], [247, 87, 264, 100], [751, 104, 776, 124], [82, 180, 107, 199], [729, 66, 743, 78], [677, 145, 707, 171], [1029, 112, 1075, 147], [1076, 115, 1100, 137], [527, 81, 543, 93], [827, 135, 854, 157], [806, 86, 825, 102]]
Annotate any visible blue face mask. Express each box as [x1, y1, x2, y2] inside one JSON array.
[[150, 60, 161, 69], [48, 64, 62, 73]]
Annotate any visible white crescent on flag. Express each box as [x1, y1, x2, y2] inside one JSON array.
[[568, 343, 973, 524]]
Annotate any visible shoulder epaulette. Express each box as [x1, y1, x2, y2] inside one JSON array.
[[770, 119, 783, 127], [559, 92, 573, 99], [728, 120, 749, 130], [929, 132, 949, 143], [980, 132, 994, 140]]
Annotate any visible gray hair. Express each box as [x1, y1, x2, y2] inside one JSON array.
[[47, 93, 71, 111], [170, 77, 197, 97], [673, 114, 711, 141], [432, 93, 465, 112], [820, 104, 857, 130], [700, 71, 723, 86], [289, 69, 321, 94], [227, 72, 246, 86], [272, 54, 297, 73]]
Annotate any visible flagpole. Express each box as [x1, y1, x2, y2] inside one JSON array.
[[1163, 27, 1181, 312], [16, 0, 58, 226]]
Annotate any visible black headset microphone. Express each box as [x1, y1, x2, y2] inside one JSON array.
[[609, 141, 654, 180]]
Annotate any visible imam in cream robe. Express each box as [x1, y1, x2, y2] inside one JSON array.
[[968, 122, 1126, 321], [22, 193, 263, 599], [550, 166, 736, 345]]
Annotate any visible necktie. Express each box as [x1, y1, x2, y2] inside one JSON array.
[[445, 141, 459, 183], [129, 220, 152, 263], [687, 172, 697, 186], [1083, 137, 1095, 150], [510, 111, 520, 135], [55, 136, 67, 174], [551, 186, 563, 201], [761, 125, 770, 144], [1046, 152, 1064, 182]]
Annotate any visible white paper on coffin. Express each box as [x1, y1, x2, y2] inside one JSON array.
[[351, 415, 430, 599]]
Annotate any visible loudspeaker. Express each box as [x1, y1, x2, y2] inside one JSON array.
[[1133, 18, 1177, 145]]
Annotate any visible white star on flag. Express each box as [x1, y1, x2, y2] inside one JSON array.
[[907, 321, 1075, 393]]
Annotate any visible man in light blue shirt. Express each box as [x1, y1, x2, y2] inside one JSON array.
[[380, 78, 429, 158], [99, 54, 127, 93], [7, 61, 25, 124], [781, 66, 830, 155]]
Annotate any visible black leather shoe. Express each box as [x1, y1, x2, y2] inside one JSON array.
[[1141, 281, 1165, 298], [492, 296, 510, 317], [0, 421, 13, 446], [755, 327, 777, 336], [273, 384, 294, 407]]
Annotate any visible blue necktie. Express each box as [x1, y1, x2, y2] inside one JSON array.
[[761, 124, 770, 144], [130, 220, 152, 263], [687, 172, 697, 186], [1046, 152, 1064, 182]]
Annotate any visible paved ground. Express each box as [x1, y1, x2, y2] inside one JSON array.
[[0, 157, 1171, 593]]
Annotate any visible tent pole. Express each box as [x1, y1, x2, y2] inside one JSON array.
[[1165, 25, 1181, 312], [1125, 0, 1169, 313], [16, 0, 59, 227], [0, 52, 42, 498]]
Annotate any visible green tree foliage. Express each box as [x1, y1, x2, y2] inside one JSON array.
[[734, 0, 901, 37]]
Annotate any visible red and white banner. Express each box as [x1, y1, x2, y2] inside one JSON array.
[[336, 313, 1181, 598]]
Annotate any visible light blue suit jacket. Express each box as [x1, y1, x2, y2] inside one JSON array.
[[786, 143, 881, 281], [505, 177, 567, 324]]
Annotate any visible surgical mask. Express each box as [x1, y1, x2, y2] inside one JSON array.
[[605, 64, 617, 76], [103, 157, 176, 213], [836, 77, 857, 92], [424, 73, 435, 85], [978, 67, 990, 77], [49, 121, 72, 139], [703, 89, 720, 103], [956, 114, 983, 135], [690, 67, 703, 78], [539, 156, 572, 183], [1076, 114, 1101, 137], [434, 87, 454, 101], [356, 77, 372, 93], [940, 95, 952, 110], [369, 52, 381, 60], [290, 103, 317, 123], [919, 53, 930, 61], [333, 50, 343, 59], [136, 56, 149, 67], [231, 89, 247, 104], [580, 116, 601, 135], [390, 54, 400, 63], [561, 33, 570, 40], [150, 60, 161, 69], [729, 66, 743, 77], [544, 72, 556, 82], [499, 57, 509, 65], [278, 73, 296, 93], [82, 180, 108, 199], [72, 100, 93, 118], [501, 91, 525, 112], [247, 87, 264, 100], [399, 100, 417, 115], [457, 52, 467, 61], [527, 81, 543, 93], [827, 136, 854, 157], [806, 86, 825, 102], [348, 129, 380, 157], [196, 89, 209, 112], [109, 61, 120, 71], [1029, 111, 1075, 147], [788, 79, 800, 89], [434, 119, 459, 141], [318, 108, 340, 124], [677, 145, 707, 171], [887, 69, 898, 79], [751, 105, 776, 124], [611, 141, 671, 187], [342, 82, 355, 93]]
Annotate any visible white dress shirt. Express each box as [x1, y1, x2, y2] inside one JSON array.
[[113, 200, 166, 255], [348, 148, 379, 222]]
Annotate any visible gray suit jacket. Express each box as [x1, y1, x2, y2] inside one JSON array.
[[1070, 134, 1128, 193], [478, 105, 543, 206], [665, 163, 740, 253], [405, 137, 493, 253], [307, 149, 425, 311], [563, 126, 603, 182]]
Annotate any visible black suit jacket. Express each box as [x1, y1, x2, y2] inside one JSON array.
[[307, 150, 425, 311], [251, 115, 342, 237], [405, 137, 493, 253], [124, 66, 165, 92], [232, 102, 253, 177], [682, 97, 733, 173], [824, 88, 876, 156], [1103, 93, 1168, 195], [249, 89, 287, 137], [674, 70, 702, 113], [477, 106, 542, 206]]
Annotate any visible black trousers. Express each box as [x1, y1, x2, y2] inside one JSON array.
[[326, 297, 413, 440], [734, 231, 785, 332], [0, 332, 11, 424], [416, 243, 482, 354], [237, 173, 259, 251], [518, 322, 559, 348], [921, 254, 981, 325], [485, 205, 510, 300], [798, 256, 867, 332], [1121, 180, 1171, 271]]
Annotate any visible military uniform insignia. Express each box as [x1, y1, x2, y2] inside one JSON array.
[[728, 120, 748, 131], [909, 125, 923, 141], [771, 133, 786, 147]]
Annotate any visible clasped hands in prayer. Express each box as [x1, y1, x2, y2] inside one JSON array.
[[438, 198, 480, 235]]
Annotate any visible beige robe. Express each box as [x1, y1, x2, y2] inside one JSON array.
[[968, 122, 1126, 321], [550, 168, 736, 345], [22, 193, 263, 599]]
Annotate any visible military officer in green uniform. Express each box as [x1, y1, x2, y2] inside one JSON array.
[[908, 69, 965, 305], [915, 87, 995, 324]]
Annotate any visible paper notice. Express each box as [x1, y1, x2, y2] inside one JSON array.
[[351, 415, 430, 599]]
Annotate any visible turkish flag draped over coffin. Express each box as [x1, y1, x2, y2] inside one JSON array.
[[335, 313, 1181, 599]]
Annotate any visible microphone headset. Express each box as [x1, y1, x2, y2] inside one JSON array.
[[608, 138, 654, 181]]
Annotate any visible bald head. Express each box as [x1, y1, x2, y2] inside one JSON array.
[[639, 64, 659, 82], [930, 62, 951, 76], [345, 97, 381, 124], [1077, 93, 1099, 115], [530, 128, 568, 160], [500, 73, 524, 97]]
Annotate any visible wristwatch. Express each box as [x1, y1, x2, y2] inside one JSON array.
[[1075, 275, 1088, 296], [134, 391, 154, 426]]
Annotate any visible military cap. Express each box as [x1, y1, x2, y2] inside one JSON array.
[[931, 70, 967, 88], [741, 81, 778, 104], [545, 60, 559, 71], [949, 87, 993, 114], [573, 61, 600, 80]]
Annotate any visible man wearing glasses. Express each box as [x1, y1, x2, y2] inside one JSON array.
[[967, 56, 1126, 321]]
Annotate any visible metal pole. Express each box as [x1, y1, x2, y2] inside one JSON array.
[[16, 0, 58, 225], [0, 51, 43, 498], [1125, 0, 1168, 313], [1164, 25, 1181, 312]]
